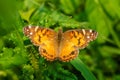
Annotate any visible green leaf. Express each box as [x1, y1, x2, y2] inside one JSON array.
[[0, 47, 27, 69], [86, 0, 111, 43], [71, 57, 96, 80], [0, 0, 21, 37], [101, 46, 120, 55], [100, 0, 120, 18]]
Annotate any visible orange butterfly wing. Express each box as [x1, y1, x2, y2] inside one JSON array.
[[23, 26, 58, 61], [24, 26, 98, 62], [59, 29, 98, 62]]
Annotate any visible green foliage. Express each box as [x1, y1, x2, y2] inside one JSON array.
[[0, 0, 120, 80]]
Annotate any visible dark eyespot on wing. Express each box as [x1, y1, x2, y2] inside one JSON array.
[[43, 49, 47, 53], [63, 56, 66, 58], [70, 51, 75, 55], [41, 48, 47, 54]]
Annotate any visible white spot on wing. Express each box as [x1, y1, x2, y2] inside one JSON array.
[[82, 29, 85, 35], [87, 36, 90, 39], [28, 25, 32, 28], [30, 32, 33, 35], [35, 26, 39, 32], [27, 29, 29, 32], [91, 33, 94, 36], [89, 29, 92, 33]]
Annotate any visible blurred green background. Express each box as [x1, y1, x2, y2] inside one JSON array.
[[0, 0, 120, 80]]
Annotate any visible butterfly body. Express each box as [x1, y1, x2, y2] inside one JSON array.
[[23, 26, 98, 62]]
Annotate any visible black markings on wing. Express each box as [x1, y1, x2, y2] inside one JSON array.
[[42, 29, 48, 36], [72, 31, 77, 38], [60, 50, 78, 62], [38, 35, 41, 42], [36, 28, 50, 43], [71, 30, 83, 46], [66, 50, 77, 58], [70, 51, 76, 55], [40, 28, 51, 37], [40, 48, 54, 58], [77, 38, 81, 45], [42, 48, 47, 53]]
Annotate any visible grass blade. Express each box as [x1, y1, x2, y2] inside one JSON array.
[[71, 57, 96, 80]]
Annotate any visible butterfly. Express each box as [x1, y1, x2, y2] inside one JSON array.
[[23, 26, 98, 62]]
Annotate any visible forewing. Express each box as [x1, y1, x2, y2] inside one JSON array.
[[59, 29, 98, 62], [23, 26, 58, 61]]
